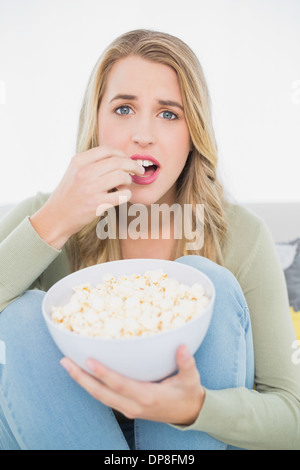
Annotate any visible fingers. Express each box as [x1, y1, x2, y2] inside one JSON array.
[[60, 353, 204, 424], [73, 151, 144, 185], [95, 190, 131, 216], [73, 146, 127, 167], [60, 357, 152, 419], [60, 358, 133, 411], [93, 155, 145, 178], [85, 359, 150, 403], [85, 360, 156, 418], [44, 146, 143, 241], [72, 146, 144, 198], [73, 146, 144, 177], [176, 345, 200, 382]]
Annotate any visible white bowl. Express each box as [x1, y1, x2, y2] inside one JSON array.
[[42, 259, 215, 381]]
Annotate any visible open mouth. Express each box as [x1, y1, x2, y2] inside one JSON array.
[[139, 161, 159, 177], [130, 156, 160, 185]]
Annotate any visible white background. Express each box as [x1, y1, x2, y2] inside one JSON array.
[[0, 0, 299, 205]]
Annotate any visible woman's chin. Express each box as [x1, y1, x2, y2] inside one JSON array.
[[127, 191, 160, 208]]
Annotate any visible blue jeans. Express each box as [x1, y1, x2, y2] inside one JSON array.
[[0, 256, 254, 450]]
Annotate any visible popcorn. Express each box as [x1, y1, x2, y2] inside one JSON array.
[[50, 269, 210, 339]]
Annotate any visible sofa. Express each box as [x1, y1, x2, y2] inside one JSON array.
[[1, 202, 299, 339]]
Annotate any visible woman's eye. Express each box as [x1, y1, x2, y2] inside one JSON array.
[[115, 106, 133, 115], [159, 110, 178, 120]]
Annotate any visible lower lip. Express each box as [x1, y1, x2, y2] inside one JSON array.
[[131, 167, 160, 185]]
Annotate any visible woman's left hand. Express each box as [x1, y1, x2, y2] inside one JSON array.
[[60, 345, 205, 426]]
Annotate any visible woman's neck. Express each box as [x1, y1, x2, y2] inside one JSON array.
[[120, 207, 178, 260], [120, 236, 177, 261], [119, 186, 179, 260]]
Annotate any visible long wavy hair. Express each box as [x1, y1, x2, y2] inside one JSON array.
[[68, 29, 228, 271]]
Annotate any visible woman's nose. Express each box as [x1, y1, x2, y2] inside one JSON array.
[[132, 116, 156, 147]]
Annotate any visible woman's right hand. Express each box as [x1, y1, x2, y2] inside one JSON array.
[[30, 146, 145, 249]]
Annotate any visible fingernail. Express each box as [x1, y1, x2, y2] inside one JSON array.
[[86, 359, 97, 372], [181, 346, 190, 361], [60, 358, 71, 372]]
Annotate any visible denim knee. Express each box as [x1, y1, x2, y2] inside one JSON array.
[[176, 255, 251, 330], [0, 290, 46, 342], [176, 255, 242, 292], [176, 255, 254, 389]]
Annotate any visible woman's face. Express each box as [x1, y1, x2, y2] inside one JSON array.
[[97, 55, 191, 206]]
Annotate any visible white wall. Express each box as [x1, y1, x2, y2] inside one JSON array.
[[0, 0, 299, 205]]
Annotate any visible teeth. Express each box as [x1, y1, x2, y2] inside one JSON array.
[[136, 159, 155, 167]]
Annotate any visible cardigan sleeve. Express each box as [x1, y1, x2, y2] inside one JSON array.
[[171, 208, 300, 449], [0, 194, 61, 312]]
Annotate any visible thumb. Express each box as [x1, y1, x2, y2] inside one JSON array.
[[176, 345, 197, 376]]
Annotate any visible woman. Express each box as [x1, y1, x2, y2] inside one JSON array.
[[0, 30, 299, 450]]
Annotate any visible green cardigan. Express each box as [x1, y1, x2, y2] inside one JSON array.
[[0, 192, 299, 449]]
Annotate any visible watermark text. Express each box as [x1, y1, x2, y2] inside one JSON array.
[[96, 198, 204, 251]]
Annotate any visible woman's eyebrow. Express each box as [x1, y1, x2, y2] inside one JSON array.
[[110, 94, 138, 103], [110, 94, 184, 111], [158, 99, 184, 111]]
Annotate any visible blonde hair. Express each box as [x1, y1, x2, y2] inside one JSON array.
[[69, 29, 228, 271]]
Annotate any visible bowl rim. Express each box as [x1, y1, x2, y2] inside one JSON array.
[[42, 258, 215, 343]]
